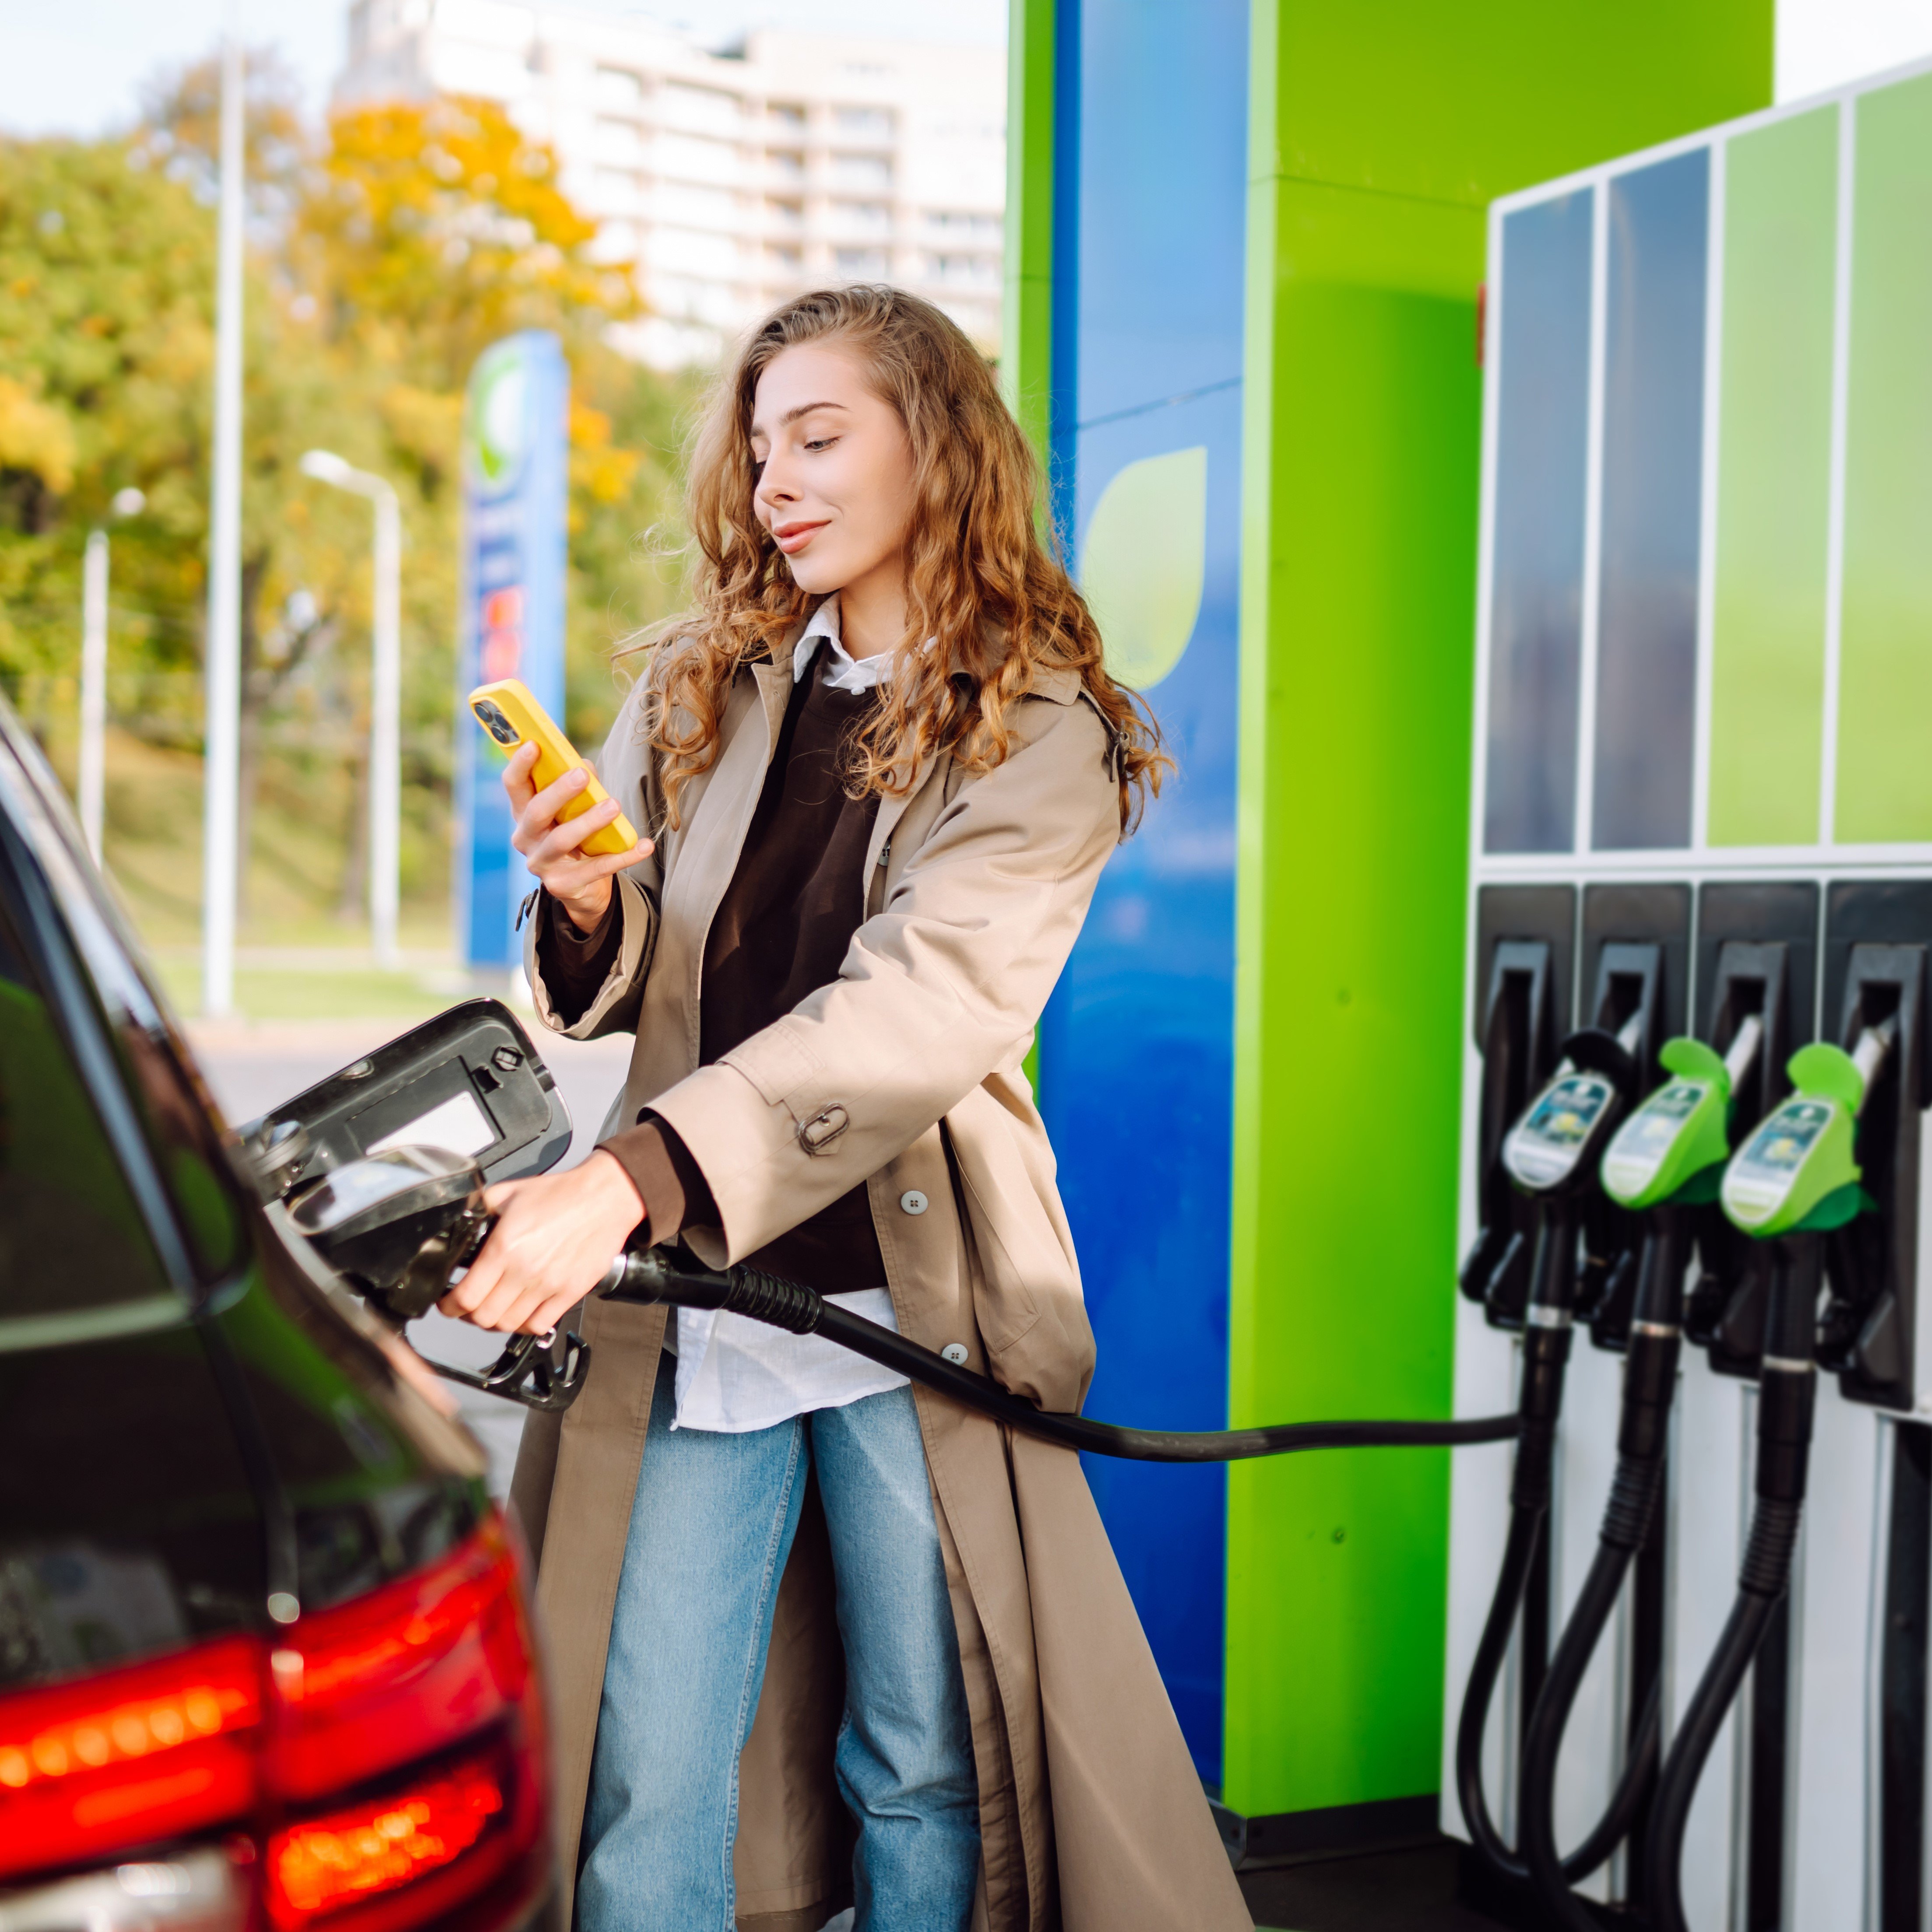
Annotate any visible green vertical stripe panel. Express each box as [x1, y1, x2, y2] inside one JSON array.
[[1230, 0, 1771, 1825], [1837, 73, 1932, 843], [1006, 0, 1052, 1103], [1232, 171, 1477, 1819], [1706, 107, 1837, 846], [1000, 0, 1055, 465]]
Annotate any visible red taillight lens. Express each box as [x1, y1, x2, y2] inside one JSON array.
[[270, 1517, 535, 1801], [0, 1513, 548, 1932], [272, 1754, 503, 1916], [0, 1636, 262, 1879], [264, 1741, 535, 1932]]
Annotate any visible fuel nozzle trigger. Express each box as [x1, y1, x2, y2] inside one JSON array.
[[433, 1324, 591, 1414]]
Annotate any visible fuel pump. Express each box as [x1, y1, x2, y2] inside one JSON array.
[[1644, 1018, 1896, 1932], [1452, 1022, 1643, 1890], [1515, 1017, 1763, 1929]]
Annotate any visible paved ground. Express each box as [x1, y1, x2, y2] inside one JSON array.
[[188, 1013, 633, 1499], [1239, 1841, 1517, 1932]]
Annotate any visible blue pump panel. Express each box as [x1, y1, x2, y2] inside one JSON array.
[[1040, 0, 1248, 1782]]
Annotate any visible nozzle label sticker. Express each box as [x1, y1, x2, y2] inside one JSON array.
[[1601, 1078, 1710, 1198], [1724, 1099, 1833, 1220], [1506, 1073, 1616, 1189]]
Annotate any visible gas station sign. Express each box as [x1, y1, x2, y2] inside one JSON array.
[[455, 330, 569, 971]]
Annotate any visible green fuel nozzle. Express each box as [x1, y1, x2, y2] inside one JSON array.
[[1718, 1018, 1895, 1238], [1598, 1014, 1763, 1212]]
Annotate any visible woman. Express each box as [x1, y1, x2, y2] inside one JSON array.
[[445, 286, 1251, 1932]]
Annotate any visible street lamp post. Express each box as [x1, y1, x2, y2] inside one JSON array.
[[77, 487, 147, 867], [202, 25, 246, 1017], [300, 450, 403, 972]]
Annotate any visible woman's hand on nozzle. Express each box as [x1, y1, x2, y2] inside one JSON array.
[[438, 1149, 646, 1337], [503, 742, 653, 935]]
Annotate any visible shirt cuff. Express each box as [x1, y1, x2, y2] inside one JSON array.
[[598, 1115, 718, 1249], [536, 890, 621, 1023]]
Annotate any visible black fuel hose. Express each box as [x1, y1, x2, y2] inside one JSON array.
[[1516, 1209, 1688, 1925], [595, 1245, 1520, 1462], [1517, 1473, 1667, 1919], [1644, 1237, 1819, 1932], [1453, 1194, 1656, 1894]]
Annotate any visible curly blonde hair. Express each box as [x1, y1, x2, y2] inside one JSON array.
[[628, 285, 1168, 833]]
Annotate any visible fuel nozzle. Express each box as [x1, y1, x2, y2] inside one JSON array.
[[1719, 1019, 1891, 1240], [1502, 1021, 1643, 1203], [1585, 1018, 1769, 1476], [1511, 1017, 1766, 1931], [282, 1145, 592, 1412], [1599, 1014, 1761, 1217], [1642, 1033, 1890, 1932]]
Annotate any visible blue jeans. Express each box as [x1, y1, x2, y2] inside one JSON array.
[[577, 1356, 980, 1932]]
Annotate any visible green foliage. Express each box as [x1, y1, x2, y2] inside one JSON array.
[[0, 61, 698, 941], [0, 136, 216, 684]]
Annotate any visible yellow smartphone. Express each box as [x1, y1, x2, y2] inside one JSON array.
[[468, 678, 640, 858]]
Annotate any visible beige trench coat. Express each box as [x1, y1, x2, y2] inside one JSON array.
[[508, 635, 1251, 1932]]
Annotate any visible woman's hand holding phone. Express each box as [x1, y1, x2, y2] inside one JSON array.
[[505, 742, 654, 933]]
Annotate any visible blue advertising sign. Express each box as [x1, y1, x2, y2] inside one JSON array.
[[1041, 0, 1249, 1781], [455, 330, 570, 968]]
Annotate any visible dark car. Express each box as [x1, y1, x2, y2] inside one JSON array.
[[0, 697, 556, 1932]]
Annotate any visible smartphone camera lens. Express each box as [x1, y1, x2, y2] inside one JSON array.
[[475, 699, 519, 746]]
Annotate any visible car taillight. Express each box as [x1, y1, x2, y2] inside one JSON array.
[[271, 1751, 503, 1918], [0, 1637, 261, 1879], [0, 1513, 548, 1932], [269, 1516, 535, 1800], [264, 1738, 537, 1932]]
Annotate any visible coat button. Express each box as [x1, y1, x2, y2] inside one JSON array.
[[941, 1343, 969, 1365], [899, 1189, 928, 1215]]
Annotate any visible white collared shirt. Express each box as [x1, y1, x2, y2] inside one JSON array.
[[790, 592, 894, 693], [671, 592, 907, 1433]]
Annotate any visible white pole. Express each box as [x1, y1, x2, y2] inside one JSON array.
[[300, 450, 403, 972], [79, 529, 108, 866], [201, 27, 246, 1017], [370, 487, 401, 970]]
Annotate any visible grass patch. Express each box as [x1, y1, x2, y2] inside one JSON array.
[[35, 724, 498, 1024], [150, 956, 470, 1023]]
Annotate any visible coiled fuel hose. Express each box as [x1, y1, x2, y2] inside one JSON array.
[[592, 1244, 1520, 1461], [1643, 1236, 1819, 1932], [1448, 1192, 1661, 1894], [1513, 1210, 1686, 1928]]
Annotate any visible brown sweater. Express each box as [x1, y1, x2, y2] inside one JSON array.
[[538, 647, 887, 1291]]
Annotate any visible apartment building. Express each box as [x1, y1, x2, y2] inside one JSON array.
[[336, 0, 1006, 366]]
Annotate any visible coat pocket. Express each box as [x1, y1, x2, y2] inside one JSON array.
[[942, 1119, 1041, 1358]]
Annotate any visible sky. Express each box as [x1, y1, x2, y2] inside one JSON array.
[[0, 0, 1009, 140], [0, 0, 1928, 141], [1776, 0, 1932, 93]]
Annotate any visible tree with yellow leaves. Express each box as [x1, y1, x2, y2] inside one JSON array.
[[0, 59, 692, 946], [299, 95, 640, 391]]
